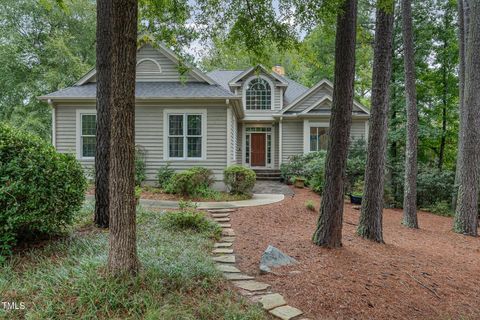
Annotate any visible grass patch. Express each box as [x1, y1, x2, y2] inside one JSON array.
[[0, 203, 265, 319]]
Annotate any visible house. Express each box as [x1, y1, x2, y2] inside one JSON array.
[[39, 43, 370, 187]]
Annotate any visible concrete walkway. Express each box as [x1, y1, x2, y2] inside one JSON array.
[[85, 193, 284, 209]]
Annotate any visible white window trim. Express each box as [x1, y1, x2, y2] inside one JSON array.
[[303, 120, 329, 154], [76, 109, 97, 160], [163, 108, 207, 161], [242, 75, 274, 111]]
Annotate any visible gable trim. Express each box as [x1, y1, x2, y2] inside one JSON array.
[[300, 95, 332, 114], [75, 43, 218, 86], [228, 65, 288, 87], [281, 79, 333, 113], [281, 78, 370, 115]]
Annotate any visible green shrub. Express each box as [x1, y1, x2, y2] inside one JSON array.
[[224, 165, 256, 195], [345, 139, 367, 193], [0, 124, 86, 257], [305, 200, 316, 212], [417, 168, 455, 207], [168, 167, 214, 196], [157, 163, 175, 188], [135, 146, 147, 186], [424, 201, 453, 217], [161, 210, 221, 238]]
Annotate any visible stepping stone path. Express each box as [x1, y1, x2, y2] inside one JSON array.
[[207, 208, 306, 320]]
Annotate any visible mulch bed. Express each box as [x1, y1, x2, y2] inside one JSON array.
[[231, 187, 480, 320]]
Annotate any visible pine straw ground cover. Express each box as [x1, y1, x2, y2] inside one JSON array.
[[0, 202, 265, 320], [231, 187, 480, 320]]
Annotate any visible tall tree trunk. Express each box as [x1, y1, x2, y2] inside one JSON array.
[[357, 1, 395, 243], [401, 0, 418, 228], [312, 0, 357, 248], [94, 0, 112, 229], [107, 0, 139, 275], [454, 0, 480, 237], [453, 0, 466, 209], [438, 11, 450, 172]]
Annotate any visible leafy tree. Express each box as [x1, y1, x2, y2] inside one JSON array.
[[0, 0, 96, 140]]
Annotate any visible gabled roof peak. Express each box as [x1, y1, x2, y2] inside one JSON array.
[[227, 64, 289, 87]]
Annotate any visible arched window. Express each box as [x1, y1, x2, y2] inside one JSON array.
[[245, 78, 272, 110]]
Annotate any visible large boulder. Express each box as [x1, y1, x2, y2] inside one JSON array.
[[259, 245, 298, 273]]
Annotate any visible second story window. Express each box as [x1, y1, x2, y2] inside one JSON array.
[[245, 78, 272, 110]]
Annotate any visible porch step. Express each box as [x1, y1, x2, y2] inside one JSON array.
[[253, 169, 281, 181]]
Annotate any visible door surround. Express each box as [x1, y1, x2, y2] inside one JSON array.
[[243, 124, 275, 169]]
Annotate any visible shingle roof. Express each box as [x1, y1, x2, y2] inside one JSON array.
[[41, 82, 236, 99], [206, 70, 309, 105]]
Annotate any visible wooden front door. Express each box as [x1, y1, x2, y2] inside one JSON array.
[[251, 133, 266, 167]]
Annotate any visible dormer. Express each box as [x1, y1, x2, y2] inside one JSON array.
[[227, 65, 288, 113]]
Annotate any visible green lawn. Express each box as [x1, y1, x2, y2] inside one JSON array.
[[0, 203, 265, 319]]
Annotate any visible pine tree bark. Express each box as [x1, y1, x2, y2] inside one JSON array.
[[401, 0, 418, 228], [357, 2, 395, 243], [107, 0, 139, 275], [94, 0, 112, 229], [454, 0, 480, 237], [312, 0, 357, 248], [453, 0, 466, 209]]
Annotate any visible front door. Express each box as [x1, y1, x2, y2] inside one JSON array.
[[251, 133, 266, 167]]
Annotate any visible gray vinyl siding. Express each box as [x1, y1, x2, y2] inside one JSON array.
[[236, 122, 243, 164], [289, 85, 332, 113], [350, 120, 367, 141], [89, 45, 200, 83], [55, 103, 228, 183], [281, 120, 303, 163], [229, 109, 238, 164]]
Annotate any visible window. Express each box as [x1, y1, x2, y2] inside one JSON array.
[[245, 78, 272, 110], [310, 127, 328, 151], [167, 113, 204, 159], [80, 114, 96, 158]]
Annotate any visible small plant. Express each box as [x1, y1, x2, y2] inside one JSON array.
[[305, 200, 316, 212], [161, 210, 221, 239], [178, 199, 197, 210], [135, 146, 147, 186], [224, 165, 256, 195], [157, 163, 175, 188], [351, 180, 364, 197], [134, 186, 142, 205], [424, 201, 453, 217], [168, 167, 214, 196]]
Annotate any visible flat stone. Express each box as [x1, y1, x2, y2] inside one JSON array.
[[222, 228, 235, 236], [215, 264, 241, 273], [219, 223, 232, 228], [213, 217, 230, 222], [212, 248, 234, 254], [221, 236, 236, 242], [214, 242, 233, 248], [269, 305, 303, 320], [212, 255, 235, 263], [211, 213, 230, 218], [209, 209, 236, 213], [223, 273, 255, 280], [234, 280, 270, 291], [258, 293, 286, 310]]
